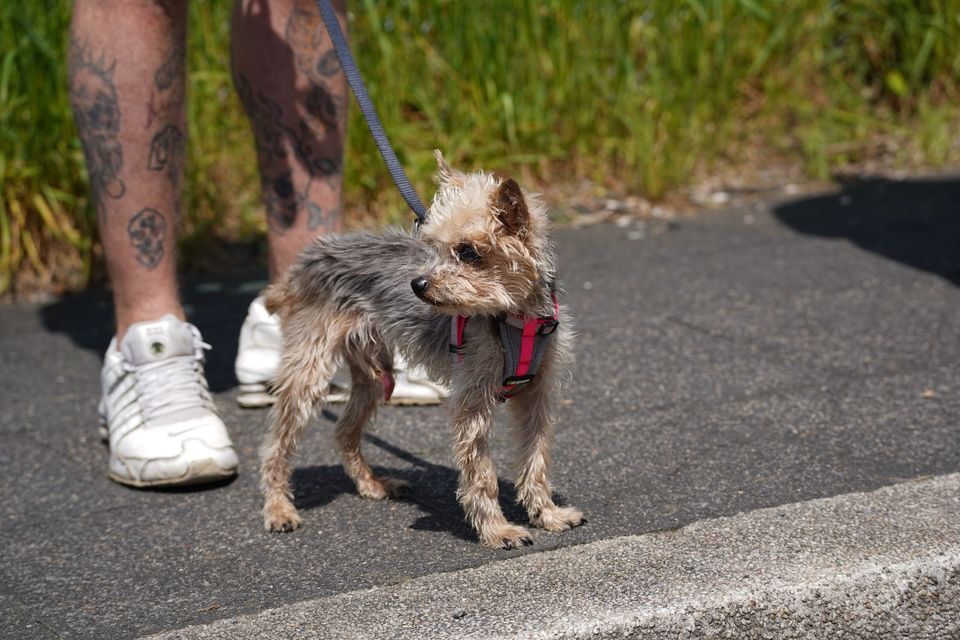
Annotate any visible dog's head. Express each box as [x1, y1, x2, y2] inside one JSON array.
[[411, 150, 555, 317]]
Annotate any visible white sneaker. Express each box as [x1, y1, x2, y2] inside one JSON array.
[[234, 296, 351, 407], [234, 296, 446, 407], [234, 296, 286, 408], [98, 315, 239, 487], [389, 357, 449, 406]]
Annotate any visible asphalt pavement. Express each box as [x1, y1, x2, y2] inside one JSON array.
[[1, 174, 958, 638]]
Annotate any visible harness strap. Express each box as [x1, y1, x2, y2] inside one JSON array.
[[450, 294, 560, 400], [450, 315, 468, 363]]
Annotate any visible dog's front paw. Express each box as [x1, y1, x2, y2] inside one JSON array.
[[263, 501, 302, 533], [532, 506, 585, 532], [482, 524, 534, 550]]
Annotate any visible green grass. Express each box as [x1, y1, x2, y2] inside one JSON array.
[[2, 0, 959, 293]]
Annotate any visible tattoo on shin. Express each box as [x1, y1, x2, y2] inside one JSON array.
[[68, 38, 126, 215], [127, 208, 168, 269]]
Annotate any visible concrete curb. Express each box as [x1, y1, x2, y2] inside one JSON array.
[[145, 475, 960, 639]]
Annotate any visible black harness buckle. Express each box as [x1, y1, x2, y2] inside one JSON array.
[[537, 319, 559, 336], [502, 374, 536, 387], [498, 374, 536, 402]]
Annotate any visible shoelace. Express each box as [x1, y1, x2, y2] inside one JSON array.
[[123, 326, 217, 426]]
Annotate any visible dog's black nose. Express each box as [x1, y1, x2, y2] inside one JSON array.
[[411, 276, 430, 297]]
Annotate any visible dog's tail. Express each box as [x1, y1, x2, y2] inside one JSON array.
[[263, 279, 289, 316]]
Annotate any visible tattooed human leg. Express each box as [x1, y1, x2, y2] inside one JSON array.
[[231, 0, 347, 280], [70, 0, 188, 340]]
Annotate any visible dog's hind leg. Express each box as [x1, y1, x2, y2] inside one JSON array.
[[336, 345, 410, 500], [260, 308, 351, 533]]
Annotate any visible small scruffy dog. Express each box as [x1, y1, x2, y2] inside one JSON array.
[[259, 152, 584, 549]]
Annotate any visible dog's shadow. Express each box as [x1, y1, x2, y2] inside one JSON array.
[[291, 432, 532, 543]]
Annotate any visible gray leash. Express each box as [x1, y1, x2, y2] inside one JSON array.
[[314, 0, 428, 226]]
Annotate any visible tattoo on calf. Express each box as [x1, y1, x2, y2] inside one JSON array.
[[154, 43, 185, 92], [315, 50, 342, 78], [127, 208, 168, 269], [286, 1, 326, 82], [291, 117, 341, 179], [68, 39, 126, 215], [234, 73, 288, 161], [234, 2, 346, 234], [283, 3, 344, 179], [147, 42, 187, 187], [236, 74, 299, 232], [305, 85, 339, 132], [234, 68, 344, 233], [307, 203, 340, 230], [263, 173, 307, 232], [147, 124, 185, 187]]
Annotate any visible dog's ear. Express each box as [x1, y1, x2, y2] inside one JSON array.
[[434, 149, 455, 184], [493, 177, 529, 235]]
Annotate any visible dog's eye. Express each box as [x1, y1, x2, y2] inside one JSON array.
[[456, 243, 481, 264]]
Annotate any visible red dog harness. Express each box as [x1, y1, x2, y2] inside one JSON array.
[[450, 294, 560, 400]]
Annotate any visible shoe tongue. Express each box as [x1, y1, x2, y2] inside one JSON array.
[[121, 315, 195, 365]]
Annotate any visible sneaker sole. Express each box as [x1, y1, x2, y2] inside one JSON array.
[[236, 392, 442, 407], [236, 389, 276, 409], [108, 460, 237, 488], [387, 396, 445, 406], [100, 419, 238, 488], [236, 385, 350, 409]]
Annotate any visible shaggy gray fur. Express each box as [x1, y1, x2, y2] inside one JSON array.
[[285, 228, 463, 383]]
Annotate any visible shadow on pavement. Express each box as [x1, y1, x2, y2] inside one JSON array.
[[290, 433, 530, 543], [38, 273, 267, 392], [773, 176, 960, 286]]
